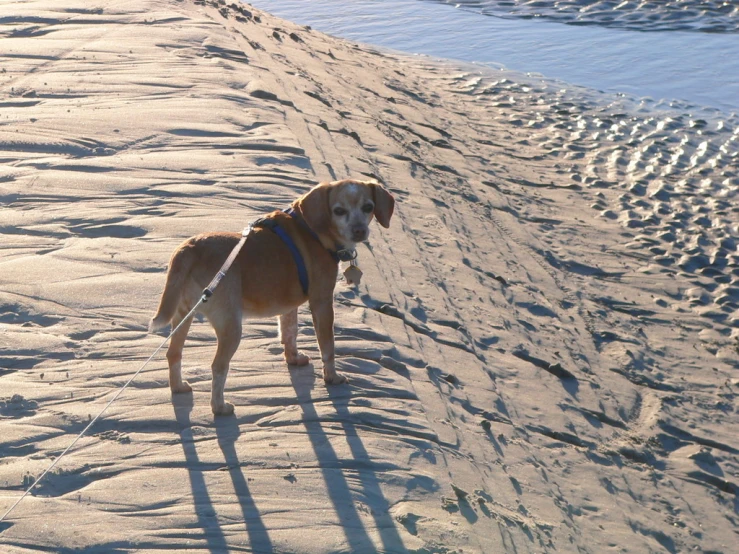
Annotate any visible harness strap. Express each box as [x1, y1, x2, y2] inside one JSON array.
[[209, 208, 357, 298], [252, 216, 310, 295], [271, 222, 310, 295]]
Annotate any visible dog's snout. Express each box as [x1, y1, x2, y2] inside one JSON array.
[[351, 226, 368, 242]]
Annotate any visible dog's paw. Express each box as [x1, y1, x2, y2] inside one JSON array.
[[212, 401, 235, 417], [324, 372, 348, 385], [171, 381, 193, 394], [286, 351, 310, 366]]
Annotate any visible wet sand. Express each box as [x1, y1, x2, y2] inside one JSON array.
[[0, 1, 737, 552]]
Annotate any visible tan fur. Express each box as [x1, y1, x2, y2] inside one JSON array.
[[149, 179, 395, 416]]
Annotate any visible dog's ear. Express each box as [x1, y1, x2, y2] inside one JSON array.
[[371, 182, 395, 228], [296, 183, 332, 234]]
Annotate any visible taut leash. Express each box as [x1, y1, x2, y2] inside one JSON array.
[[202, 225, 252, 301]]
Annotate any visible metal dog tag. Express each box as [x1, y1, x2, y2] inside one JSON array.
[[343, 264, 363, 286]]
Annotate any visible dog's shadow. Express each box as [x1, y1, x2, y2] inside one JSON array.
[[288, 360, 405, 553], [172, 394, 229, 550], [171, 357, 403, 552], [286, 359, 319, 394], [172, 393, 273, 552]]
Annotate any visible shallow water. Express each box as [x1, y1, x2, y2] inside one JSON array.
[[431, 0, 739, 33], [244, 0, 739, 113]]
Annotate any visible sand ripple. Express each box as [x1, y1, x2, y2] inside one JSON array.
[[454, 71, 739, 332], [432, 0, 739, 32], [2, 2, 737, 552]]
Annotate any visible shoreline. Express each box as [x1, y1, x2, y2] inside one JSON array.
[[246, 0, 739, 113], [1, 1, 737, 552]]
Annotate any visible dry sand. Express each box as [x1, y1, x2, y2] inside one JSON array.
[[1, 0, 737, 552]]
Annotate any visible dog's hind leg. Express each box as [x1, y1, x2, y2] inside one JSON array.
[[279, 309, 310, 366], [208, 311, 242, 416], [167, 307, 194, 394]]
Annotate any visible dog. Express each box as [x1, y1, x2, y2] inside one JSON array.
[[149, 178, 395, 415]]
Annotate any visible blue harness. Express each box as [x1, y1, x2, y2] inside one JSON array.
[[253, 208, 356, 295]]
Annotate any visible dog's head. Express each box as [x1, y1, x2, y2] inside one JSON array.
[[295, 178, 395, 248]]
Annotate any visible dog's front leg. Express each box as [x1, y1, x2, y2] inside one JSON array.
[[310, 300, 347, 385], [279, 309, 310, 366]]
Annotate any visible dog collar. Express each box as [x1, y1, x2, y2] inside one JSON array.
[[334, 247, 357, 263]]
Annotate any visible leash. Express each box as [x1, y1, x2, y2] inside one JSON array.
[[0, 225, 253, 526], [202, 225, 252, 301]]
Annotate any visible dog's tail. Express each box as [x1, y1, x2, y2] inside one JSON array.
[[149, 242, 196, 333]]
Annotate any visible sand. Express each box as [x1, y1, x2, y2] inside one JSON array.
[[0, 0, 737, 552]]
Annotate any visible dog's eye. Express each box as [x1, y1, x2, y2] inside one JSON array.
[[333, 207, 347, 217], [362, 203, 374, 214]]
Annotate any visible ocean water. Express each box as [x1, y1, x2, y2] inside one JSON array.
[[244, 0, 739, 114], [429, 0, 739, 33]]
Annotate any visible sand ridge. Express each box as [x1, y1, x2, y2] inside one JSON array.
[[0, 0, 737, 552]]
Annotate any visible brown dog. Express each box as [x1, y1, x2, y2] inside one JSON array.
[[149, 179, 395, 415]]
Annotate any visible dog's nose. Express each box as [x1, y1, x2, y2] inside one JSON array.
[[351, 226, 368, 242]]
